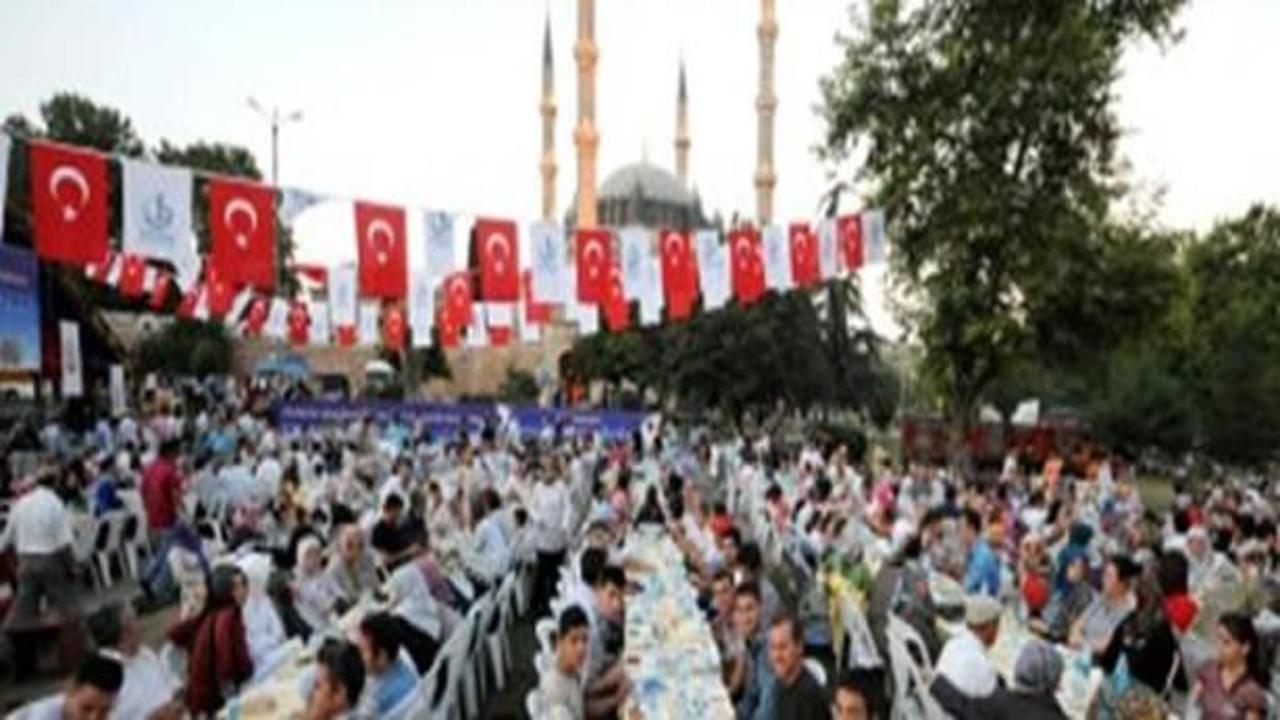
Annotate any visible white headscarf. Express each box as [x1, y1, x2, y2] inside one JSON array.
[[387, 564, 444, 640], [236, 553, 287, 670], [293, 538, 338, 632]]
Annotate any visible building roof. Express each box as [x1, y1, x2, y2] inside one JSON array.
[[599, 161, 691, 206]]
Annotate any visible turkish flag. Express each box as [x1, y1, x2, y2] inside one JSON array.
[[30, 142, 110, 265], [658, 229, 698, 321], [473, 217, 520, 302], [150, 271, 173, 310], [244, 298, 269, 337], [354, 201, 408, 298], [204, 263, 236, 318], [176, 286, 202, 320], [287, 301, 310, 346], [575, 228, 613, 304], [209, 177, 276, 291], [438, 309, 460, 349], [729, 227, 765, 306], [789, 223, 820, 288], [119, 255, 148, 298], [602, 262, 630, 332], [335, 326, 357, 348], [522, 271, 554, 325], [85, 252, 119, 285], [383, 305, 406, 351], [293, 263, 328, 286], [442, 271, 474, 327], [838, 214, 863, 272]]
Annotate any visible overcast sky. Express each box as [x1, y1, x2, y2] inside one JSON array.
[[3, 0, 1277, 335]]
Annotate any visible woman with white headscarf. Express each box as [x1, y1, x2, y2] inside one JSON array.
[[386, 563, 456, 673], [293, 536, 340, 633], [236, 552, 294, 681]]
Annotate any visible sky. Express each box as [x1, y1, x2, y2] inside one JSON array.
[[2, 0, 1277, 336]]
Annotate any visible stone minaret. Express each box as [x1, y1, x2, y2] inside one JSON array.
[[755, 0, 778, 225], [574, 0, 599, 228], [675, 61, 690, 190], [540, 14, 557, 222]]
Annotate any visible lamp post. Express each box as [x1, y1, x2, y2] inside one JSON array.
[[247, 97, 303, 186]]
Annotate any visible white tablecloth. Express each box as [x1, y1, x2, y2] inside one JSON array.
[[621, 526, 735, 720]]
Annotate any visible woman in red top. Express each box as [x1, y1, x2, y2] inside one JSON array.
[[169, 564, 255, 716]]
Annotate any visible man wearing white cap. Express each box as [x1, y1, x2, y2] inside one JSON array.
[[933, 594, 1002, 702]]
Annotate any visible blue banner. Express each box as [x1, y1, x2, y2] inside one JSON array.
[[0, 245, 41, 372], [274, 399, 646, 440]]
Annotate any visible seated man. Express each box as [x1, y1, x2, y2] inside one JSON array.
[[832, 670, 880, 720], [768, 614, 831, 720], [369, 494, 425, 570], [353, 612, 421, 718], [86, 602, 184, 720], [733, 582, 776, 720], [538, 605, 591, 718], [12, 653, 124, 720], [303, 640, 366, 720], [1069, 554, 1138, 657], [932, 594, 1002, 707], [583, 565, 631, 719], [325, 524, 381, 607]]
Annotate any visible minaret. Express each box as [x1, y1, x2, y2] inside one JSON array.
[[755, 0, 778, 225], [539, 14, 557, 222], [675, 61, 690, 190], [574, 0, 600, 228]]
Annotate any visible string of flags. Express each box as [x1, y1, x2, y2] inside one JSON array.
[[3, 132, 888, 352]]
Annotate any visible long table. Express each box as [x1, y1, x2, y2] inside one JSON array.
[[620, 526, 735, 720]]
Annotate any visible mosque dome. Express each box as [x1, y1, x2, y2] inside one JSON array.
[[599, 161, 691, 206]]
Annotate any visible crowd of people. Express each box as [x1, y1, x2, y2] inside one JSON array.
[[0, 377, 1277, 720]]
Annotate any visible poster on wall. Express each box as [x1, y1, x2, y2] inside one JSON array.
[[109, 364, 127, 416], [60, 320, 83, 397], [0, 245, 42, 372]]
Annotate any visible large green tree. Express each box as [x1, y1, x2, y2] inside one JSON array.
[[819, 0, 1185, 433]]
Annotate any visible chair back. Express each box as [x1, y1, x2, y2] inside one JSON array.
[[885, 614, 941, 720]]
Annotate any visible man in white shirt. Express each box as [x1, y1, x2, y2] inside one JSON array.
[[932, 595, 1002, 704], [469, 489, 512, 583], [530, 467, 571, 616], [12, 653, 124, 720], [2, 472, 82, 665], [86, 602, 183, 720]]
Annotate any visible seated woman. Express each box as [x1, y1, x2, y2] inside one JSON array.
[[236, 553, 294, 681], [353, 611, 422, 717], [168, 565, 254, 716], [294, 536, 341, 634], [1096, 568, 1183, 706], [386, 563, 453, 673], [1192, 612, 1268, 720]]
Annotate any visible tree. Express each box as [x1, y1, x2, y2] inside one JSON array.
[[135, 321, 234, 378], [820, 0, 1185, 435], [37, 92, 145, 156]]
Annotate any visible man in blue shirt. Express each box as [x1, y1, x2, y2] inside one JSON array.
[[961, 508, 1001, 596], [354, 612, 420, 718]]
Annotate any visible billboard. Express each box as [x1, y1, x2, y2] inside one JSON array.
[[0, 245, 41, 372]]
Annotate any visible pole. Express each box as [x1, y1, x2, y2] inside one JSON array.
[[271, 118, 279, 186]]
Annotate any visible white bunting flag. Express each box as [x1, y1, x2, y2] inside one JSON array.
[[228, 286, 255, 325], [862, 209, 887, 264], [519, 318, 541, 344], [109, 364, 127, 417], [330, 263, 358, 329], [696, 229, 729, 310], [309, 302, 331, 345], [818, 219, 839, 280], [574, 302, 600, 336], [0, 133, 9, 240], [122, 160, 196, 268], [620, 227, 650, 301], [761, 224, 792, 291], [639, 257, 663, 326], [486, 303, 514, 327], [408, 269, 435, 341], [264, 297, 290, 339], [279, 187, 326, 227], [357, 301, 380, 346], [424, 210, 456, 279], [528, 221, 569, 304], [465, 325, 487, 348], [59, 321, 83, 398]]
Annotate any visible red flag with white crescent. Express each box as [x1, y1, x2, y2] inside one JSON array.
[[382, 305, 406, 351], [150, 271, 173, 310], [575, 228, 613, 304], [788, 223, 820, 288], [838, 214, 863, 272], [176, 285, 202, 319], [209, 177, 276, 291], [118, 255, 148, 298], [30, 141, 110, 265], [335, 325, 357, 348], [205, 263, 236, 318], [602, 262, 630, 332], [354, 201, 408, 298], [243, 297, 269, 337], [473, 217, 520, 302], [488, 325, 512, 347], [438, 309, 460, 349], [658, 229, 698, 321], [442, 271, 474, 327], [729, 227, 765, 306], [522, 271, 554, 325], [85, 252, 119, 285]]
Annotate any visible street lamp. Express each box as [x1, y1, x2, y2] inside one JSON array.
[[247, 97, 303, 186]]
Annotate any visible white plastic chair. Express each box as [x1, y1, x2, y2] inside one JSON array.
[[838, 595, 883, 670], [485, 574, 517, 690], [804, 657, 829, 688], [535, 618, 557, 658], [886, 614, 943, 720], [525, 689, 543, 719], [423, 628, 465, 720], [459, 595, 490, 717]]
